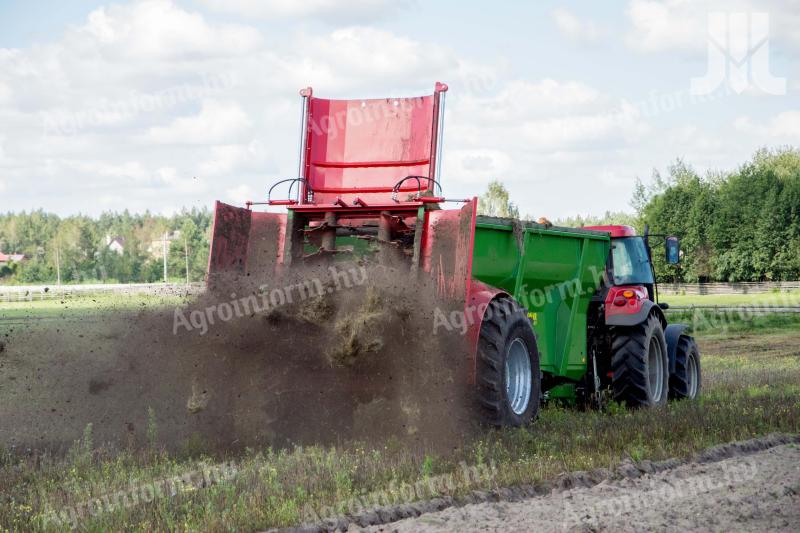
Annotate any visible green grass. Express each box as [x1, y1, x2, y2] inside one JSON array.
[[667, 309, 800, 337], [662, 289, 800, 307], [0, 292, 192, 320], [1, 306, 799, 531]]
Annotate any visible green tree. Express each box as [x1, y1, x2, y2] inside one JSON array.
[[638, 148, 800, 282], [477, 180, 519, 218], [555, 211, 639, 229]]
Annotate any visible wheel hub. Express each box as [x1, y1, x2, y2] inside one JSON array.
[[687, 351, 698, 398], [505, 338, 532, 415], [647, 336, 664, 401]]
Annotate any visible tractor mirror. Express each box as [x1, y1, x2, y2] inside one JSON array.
[[665, 236, 680, 264]]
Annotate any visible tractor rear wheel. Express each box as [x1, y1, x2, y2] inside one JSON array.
[[611, 315, 669, 408], [669, 335, 702, 400], [476, 298, 541, 426]]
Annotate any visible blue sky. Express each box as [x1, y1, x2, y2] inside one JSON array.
[[0, 0, 798, 219]]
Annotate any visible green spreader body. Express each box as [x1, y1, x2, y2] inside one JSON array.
[[471, 218, 611, 390]]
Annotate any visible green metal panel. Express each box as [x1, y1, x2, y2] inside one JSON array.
[[472, 218, 610, 382]]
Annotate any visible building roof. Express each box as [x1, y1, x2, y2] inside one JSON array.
[[0, 253, 25, 262]]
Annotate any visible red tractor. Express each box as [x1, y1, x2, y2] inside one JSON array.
[[582, 224, 701, 408]]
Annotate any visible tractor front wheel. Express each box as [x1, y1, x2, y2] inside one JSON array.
[[611, 315, 669, 408], [476, 298, 541, 426]]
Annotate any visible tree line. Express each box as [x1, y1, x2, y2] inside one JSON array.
[[635, 148, 800, 283], [3, 148, 798, 285], [479, 148, 800, 283], [0, 209, 212, 284]]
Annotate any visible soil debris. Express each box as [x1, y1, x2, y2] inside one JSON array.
[[1, 261, 473, 454]]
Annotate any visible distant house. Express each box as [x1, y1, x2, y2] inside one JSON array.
[[0, 252, 25, 268], [105, 236, 126, 255]]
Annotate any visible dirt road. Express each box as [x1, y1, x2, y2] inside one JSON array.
[[369, 443, 800, 532]]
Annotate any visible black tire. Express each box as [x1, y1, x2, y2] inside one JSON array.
[[476, 298, 541, 426], [669, 335, 702, 400], [611, 314, 669, 408]]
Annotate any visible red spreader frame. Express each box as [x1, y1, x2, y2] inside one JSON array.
[[207, 83, 481, 373]]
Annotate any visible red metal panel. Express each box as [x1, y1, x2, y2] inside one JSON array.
[[246, 211, 287, 276], [207, 201, 252, 278], [584, 225, 637, 238], [207, 202, 287, 284], [420, 199, 477, 302], [304, 94, 436, 205]]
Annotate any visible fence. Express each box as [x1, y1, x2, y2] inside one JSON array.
[[0, 283, 205, 302], [659, 281, 800, 295], [665, 305, 800, 315]]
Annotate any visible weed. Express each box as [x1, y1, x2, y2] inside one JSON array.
[[147, 407, 158, 451], [421, 455, 435, 479]]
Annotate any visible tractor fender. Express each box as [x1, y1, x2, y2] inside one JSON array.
[[606, 299, 667, 329], [664, 324, 690, 375], [466, 280, 510, 385]]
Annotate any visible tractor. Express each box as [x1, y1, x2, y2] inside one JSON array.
[[207, 82, 701, 427]]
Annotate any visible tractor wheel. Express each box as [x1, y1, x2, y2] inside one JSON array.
[[476, 298, 541, 426], [669, 335, 702, 400], [611, 315, 669, 408]]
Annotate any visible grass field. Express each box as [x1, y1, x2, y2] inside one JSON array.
[[1, 293, 799, 531], [662, 288, 800, 307], [2, 287, 796, 316], [0, 293, 189, 320]]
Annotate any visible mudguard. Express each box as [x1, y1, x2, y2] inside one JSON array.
[[606, 299, 666, 328], [465, 281, 510, 385]]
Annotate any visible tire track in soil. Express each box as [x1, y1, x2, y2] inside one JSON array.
[[281, 433, 800, 533]]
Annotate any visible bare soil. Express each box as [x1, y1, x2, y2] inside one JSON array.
[[367, 439, 800, 532]]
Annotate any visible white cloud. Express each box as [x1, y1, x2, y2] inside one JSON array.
[[735, 111, 800, 137], [1, 0, 795, 221], [198, 0, 413, 22], [519, 106, 647, 149], [552, 8, 605, 44], [626, 0, 800, 53], [225, 183, 255, 204], [77, 0, 262, 60], [0, 0, 481, 215], [146, 99, 252, 145], [300, 27, 459, 94], [453, 79, 602, 126], [443, 149, 513, 184], [198, 142, 268, 176], [154, 166, 206, 194], [449, 80, 645, 152]]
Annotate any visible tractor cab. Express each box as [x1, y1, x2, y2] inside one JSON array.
[[585, 224, 680, 323], [586, 225, 655, 296]]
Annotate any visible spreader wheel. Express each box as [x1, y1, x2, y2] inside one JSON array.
[[476, 298, 541, 426], [669, 335, 702, 400], [610, 314, 669, 408]]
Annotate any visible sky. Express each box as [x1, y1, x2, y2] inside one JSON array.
[[0, 0, 798, 219]]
